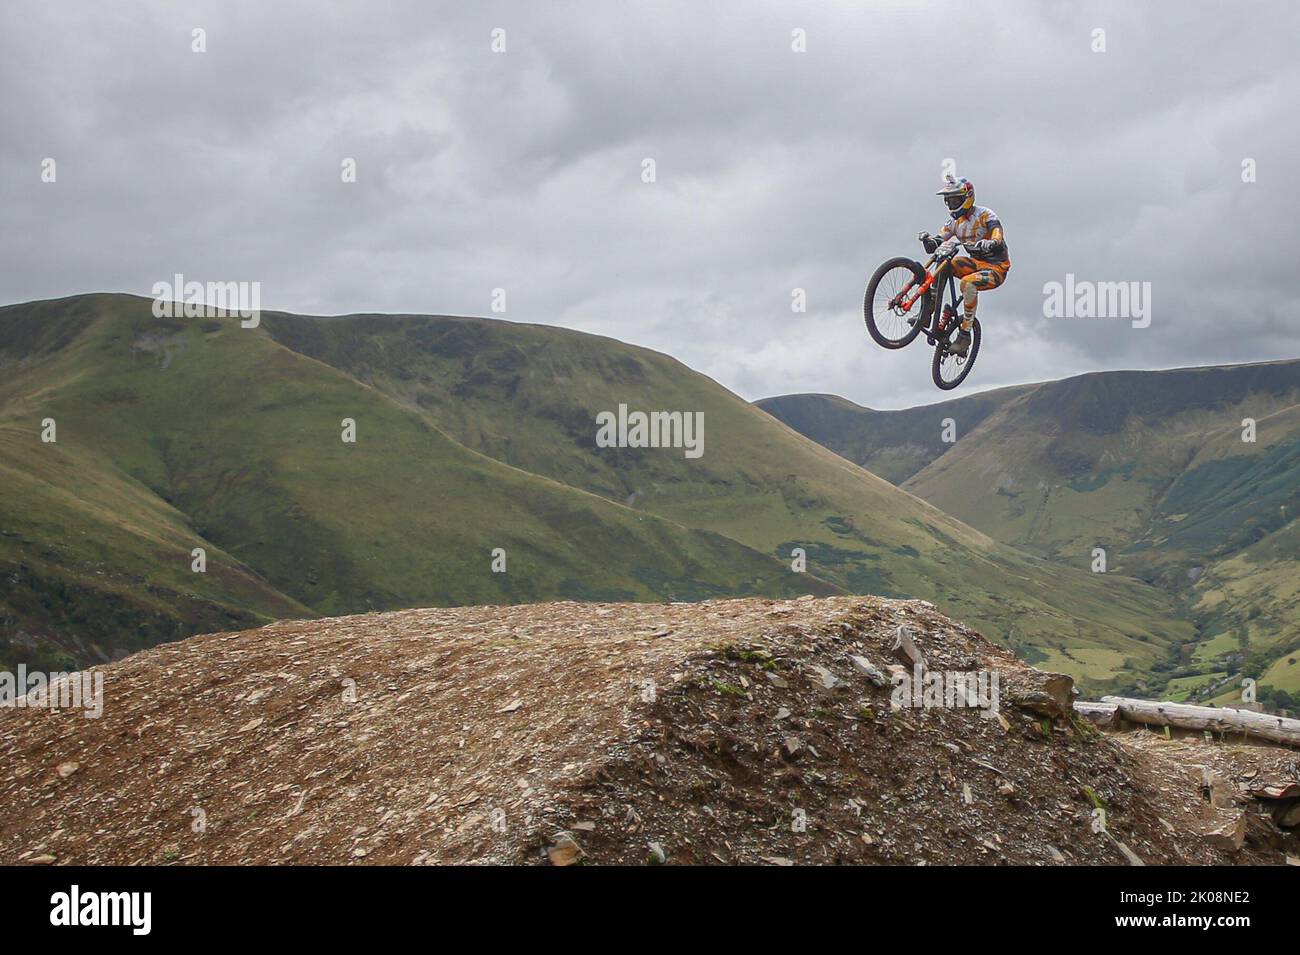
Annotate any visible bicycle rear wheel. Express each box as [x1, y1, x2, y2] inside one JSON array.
[[863, 257, 928, 349], [931, 316, 981, 390]]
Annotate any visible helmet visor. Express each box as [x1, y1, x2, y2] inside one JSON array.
[[943, 192, 967, 212]]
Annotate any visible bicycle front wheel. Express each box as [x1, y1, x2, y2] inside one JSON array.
[[863, 257, 928, 349]]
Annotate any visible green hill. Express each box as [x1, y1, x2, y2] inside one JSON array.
[[0, 295, 827, 669], [1, 293, 1196, 691], [761, 360, 1300, 703], [756, 386, 1035, 484]]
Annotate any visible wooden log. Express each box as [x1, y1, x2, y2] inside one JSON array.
[[1097, 696, 1300, 747], [1074, 700, 1120, 729]]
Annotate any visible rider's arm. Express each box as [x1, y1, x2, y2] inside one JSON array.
[[921, 223, 954, 254], [967, 218, 1005, 257]]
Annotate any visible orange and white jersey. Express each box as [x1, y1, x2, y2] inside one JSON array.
[[938, 206, 1009, 265]]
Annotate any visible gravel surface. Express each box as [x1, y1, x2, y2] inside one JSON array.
[[2, 595, 1294, 865]]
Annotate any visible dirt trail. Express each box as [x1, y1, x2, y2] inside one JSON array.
[[1, 596, 1294, 865]]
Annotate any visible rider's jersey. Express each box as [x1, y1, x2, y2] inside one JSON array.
[[937, 205, 1009, 266]]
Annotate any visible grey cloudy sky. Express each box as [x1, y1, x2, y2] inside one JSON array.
[[3, 0, 1297, 408]]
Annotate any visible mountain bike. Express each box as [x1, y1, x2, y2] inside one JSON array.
[[863, 239, 982, 390]]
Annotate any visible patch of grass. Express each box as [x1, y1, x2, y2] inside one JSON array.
[[709, 678, 747, 697]]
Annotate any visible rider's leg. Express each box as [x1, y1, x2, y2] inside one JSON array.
[[950, 261, 1006, 356], [942, 259, 979, 355], [957, 263, 1006, 321], [948, 257, 979, 322]]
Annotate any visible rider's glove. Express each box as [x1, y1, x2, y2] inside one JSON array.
[[918, 232, 941, 254], [966, 239, 994, 257], [937, 237, 960, 257]]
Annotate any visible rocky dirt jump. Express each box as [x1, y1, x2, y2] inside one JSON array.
[[2, 596, 1296, 865]]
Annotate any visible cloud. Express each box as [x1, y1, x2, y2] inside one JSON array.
[[2, 0, 1296, 409]]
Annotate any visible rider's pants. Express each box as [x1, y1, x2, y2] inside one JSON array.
[[950, 258, 1010, 320]]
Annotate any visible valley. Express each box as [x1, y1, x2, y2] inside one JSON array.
[[760, 360, 1300, 705]]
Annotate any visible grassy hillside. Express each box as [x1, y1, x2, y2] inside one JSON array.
[[898, 363, 1299, 565], [254, 308, 1196, 688], [762, 360, 1300, 704], [0, 295, 829, 669], [0, 294, 1198, 691]]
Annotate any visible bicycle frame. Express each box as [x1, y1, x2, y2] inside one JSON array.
[[889, 259, 937, 314], [888, 251, 960, 344]]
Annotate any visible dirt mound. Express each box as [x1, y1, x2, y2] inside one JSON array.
[[0, 596, 1292, 865]]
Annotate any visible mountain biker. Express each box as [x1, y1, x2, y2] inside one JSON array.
[[916, 176, 1009, 357]]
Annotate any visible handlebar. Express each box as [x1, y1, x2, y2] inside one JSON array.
[[924, 244, 960, 268], [924, 236, 979, 267]]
